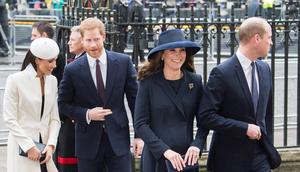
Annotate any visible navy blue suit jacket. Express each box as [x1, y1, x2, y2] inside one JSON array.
[[134, 70, 208, 172], [58, 51, 137, 159], [198, 55, 275, 172]]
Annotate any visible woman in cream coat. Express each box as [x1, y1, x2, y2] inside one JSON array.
[[3, 38, 61, 172]]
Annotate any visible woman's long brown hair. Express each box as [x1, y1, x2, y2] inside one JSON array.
[[137, 48, 195, 81]]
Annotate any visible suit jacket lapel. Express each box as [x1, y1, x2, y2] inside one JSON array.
[[105, 51, 118, 105], [177, 70, 195, 118], [233, 56, 254, 113], [41, 77, 49, 120], [256, 61, 266, 117], [177, 70, 192, 100], [156, 71, 185, 117]]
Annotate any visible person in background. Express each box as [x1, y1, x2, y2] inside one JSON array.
[[58, 17, 143, 172], [128, 0, 146, 63], [134, 29, 208, 172], [57, 25, 85, 172], [198, 17, 280, 172], [113, 0, 128, 53], [262, 0, 274, 19], [67, 25, 85, 62], [247, 0, 260, 17], [31, 21, 54, 41], [3, 38, 61, 172], [0, 0, 16, 57]]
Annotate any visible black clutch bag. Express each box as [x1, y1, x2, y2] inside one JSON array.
[[165, 159, 199, 172], [19, 141, 46, 159]]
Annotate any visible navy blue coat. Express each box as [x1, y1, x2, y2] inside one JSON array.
[[198, 55, 275, 172], [134, 70, 208, 172], [58, 51, 137, 159]]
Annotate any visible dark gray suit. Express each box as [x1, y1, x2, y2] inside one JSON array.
[[198, 55, 279, 172], [134, 70, 208, 172]]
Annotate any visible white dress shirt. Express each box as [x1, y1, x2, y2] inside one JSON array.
[[86, 49, 108, 124], [236, 50, 259, 95], [86, 49, 107, 88]]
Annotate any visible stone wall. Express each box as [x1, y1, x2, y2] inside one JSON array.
[[133, 148, 300, 172], [273, 148, 300, 172], [1, 145, 299, 172], [198, 148, 300, 172]]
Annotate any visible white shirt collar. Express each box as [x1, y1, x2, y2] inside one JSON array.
[[24, 64, 37, 78], [236, 50, 259, 94], [87, 48, 107, 68], [74, 52, 85, 59], [236, 50, 253, 70]]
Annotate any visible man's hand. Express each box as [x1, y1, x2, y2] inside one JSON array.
[[163, 149, 185, 171], [247, 124, 261, 140], [184, 146, 200, 166], [132, 138, 144, 157], [88, 107, 112, 121]]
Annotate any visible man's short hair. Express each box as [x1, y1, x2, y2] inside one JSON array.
[[238, 17, 269, 43], [79, 18, 105, 37], [71, 26, 81, 33], [32, 22, 54, 39]]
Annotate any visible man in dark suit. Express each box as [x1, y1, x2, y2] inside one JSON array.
[[198, 17, 280, 172], [58, 17, 143, 172]]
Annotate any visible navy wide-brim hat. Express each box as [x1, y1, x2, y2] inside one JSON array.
[[147, 29, 200, 60]]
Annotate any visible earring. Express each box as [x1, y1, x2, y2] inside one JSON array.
[[161, 57, 164, 61]]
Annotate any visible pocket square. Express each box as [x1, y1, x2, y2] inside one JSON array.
[[165, 159, 199, 172]]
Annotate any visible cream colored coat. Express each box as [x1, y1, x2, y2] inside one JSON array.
[[3, 64, 61, 172]]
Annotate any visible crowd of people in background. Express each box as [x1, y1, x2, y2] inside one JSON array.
[[1, 0, 299, 59]]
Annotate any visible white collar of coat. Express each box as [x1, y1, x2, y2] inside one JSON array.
[[24, 64, 44, 80]]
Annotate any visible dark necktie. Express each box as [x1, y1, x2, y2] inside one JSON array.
[[96, 59, 105, 101], [251, 62, 259, 115]]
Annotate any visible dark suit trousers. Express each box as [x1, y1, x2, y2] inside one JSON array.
[[251, 142, 271, 172], [78, 130, 131, 172]]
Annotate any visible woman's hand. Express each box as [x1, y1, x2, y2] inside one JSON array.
[[163, 149, 185, 171], [40, 145, 55, 164], [184, 146, 200, 166], [27, 146, 41, 161]]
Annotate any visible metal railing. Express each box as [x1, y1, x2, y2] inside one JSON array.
[[9, 15, 59, 54]]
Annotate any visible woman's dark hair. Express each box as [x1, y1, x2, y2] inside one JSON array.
[[137, 51, 163, 81], [137, 48, 195, 81], [21, 50, 37, 71]]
